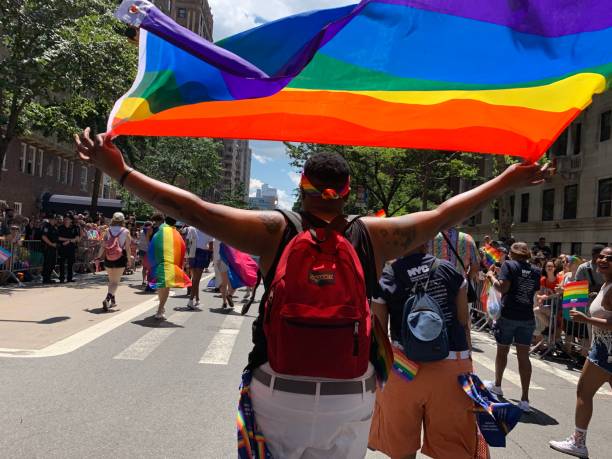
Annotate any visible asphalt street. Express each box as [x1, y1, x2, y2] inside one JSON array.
[[1, 285, 611, 458]]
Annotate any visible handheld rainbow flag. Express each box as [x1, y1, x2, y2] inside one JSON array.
[[0, 246, 12, 265], [483, 245, 503, 268], [392, 349, 419, 382], [562, 280, 589, 320], [111, 0, 612, 161], [371, 315, 394, 388], [147, 223, 192, 289]]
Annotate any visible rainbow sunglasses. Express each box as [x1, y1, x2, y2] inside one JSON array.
[[300, 173, 350, 200]]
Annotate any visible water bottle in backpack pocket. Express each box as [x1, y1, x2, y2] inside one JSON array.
[[400, 261, 449, 362]]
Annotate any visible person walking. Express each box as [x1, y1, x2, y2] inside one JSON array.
[[368, 244, 475, 458], [75, 129, 551, 458], [575, 244, 606, 300], [98, 212, 131, 312], [485, 242, 541, 413], [185, 225, 212, 310], [549, 246, 612, 458], [212, 238, 234, 309], [57, 214, 80, 283], [147, 216, 191, 320], [41, 215, 59, 284], [137, 221, 152, 286]]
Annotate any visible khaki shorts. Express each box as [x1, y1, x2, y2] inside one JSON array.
[[369, 351, 477, 459]]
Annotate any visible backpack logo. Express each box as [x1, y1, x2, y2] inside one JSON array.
[[309, 269, 336, 286]]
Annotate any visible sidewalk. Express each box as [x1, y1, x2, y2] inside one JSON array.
[[0, 270, 168, 351]]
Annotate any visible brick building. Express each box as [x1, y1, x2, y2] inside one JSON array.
[[0, 134, 119, 218]]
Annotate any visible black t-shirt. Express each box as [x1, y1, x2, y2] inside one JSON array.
[[499, 260, 541, 320], [376, 253, 469, 352], [41, 223, 59, 247], [57, 225, 80, 253], [248, 211, 378, 369]]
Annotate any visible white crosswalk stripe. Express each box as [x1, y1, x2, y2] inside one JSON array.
[[199, 314, 245, 365], [113, 310, 194, 361]]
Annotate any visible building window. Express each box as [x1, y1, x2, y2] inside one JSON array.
[[80, 166, 88, 192], [177, 7, 187, 18], [13, 202, 22, 215], [542, 189, 555, 221], [600, 110, 611, 142], [572, 123, 582, 155], [551, 242, 562, 258], [20, 143, 27, 173], [520, 193, 530, 223], [563, 184, 578, 219], [1, 152, 7, 171], [27, 145, 36, 175], [510, 194, 515, 219], [37, 149, 44, 177], [598, 178, 612, 217], [551, 128, 568, 156], [62, 159, 69, 184], [68, 161, 74, 185], [571, 242, 582, 257], [56, 157, 62, 182]]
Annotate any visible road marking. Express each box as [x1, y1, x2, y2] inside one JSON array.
[[113, 311, 193, 361], [199, 314, 244, 365], [472, 353, 544, 390], [0, 274, 214, 359]]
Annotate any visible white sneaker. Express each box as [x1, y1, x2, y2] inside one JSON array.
[[518, 400, 533, 413], [154, 313, 166, 321], [483, 380, 504, 398], [187, 299, 194, 309], [549, 437, 588, 458]]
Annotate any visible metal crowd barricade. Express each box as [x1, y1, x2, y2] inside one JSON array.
[[470, 277, 491, 331], [531, 294, 563, 359], [0, 240, 44, 285], [75, 238, 102, 274]]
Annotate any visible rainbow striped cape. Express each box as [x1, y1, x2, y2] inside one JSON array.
[[147, 224, 192, 289], [111, 0, 612, 160]]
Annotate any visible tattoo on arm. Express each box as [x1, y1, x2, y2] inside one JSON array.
[[258, 213, 282, 235], [388, 226, 416, 251]]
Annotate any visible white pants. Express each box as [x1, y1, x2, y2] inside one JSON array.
[[250, 363, 376, 459]]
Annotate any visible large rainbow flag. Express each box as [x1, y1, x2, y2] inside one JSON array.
[[147, 223, 192, 289], [110, 0, 612, 161]]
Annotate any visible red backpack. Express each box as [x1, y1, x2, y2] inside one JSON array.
[[105, 228, 125, 261], [263, 212, 371, 379]]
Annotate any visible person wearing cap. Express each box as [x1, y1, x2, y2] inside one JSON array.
[[369, 244, 474, 458], [486, 241, 541, 412], [57, 214, 80, 283], [97, 212, 131, 311], [41, 215, 59, 284]]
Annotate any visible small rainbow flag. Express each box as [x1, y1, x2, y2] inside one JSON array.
[[483, 245, 503, 268], [392, 349, 419, 382], [562, 280, 589, 319], [374, 210, 387, 218], [0, 246, 12, 265], [371, 315, 393, 388], [147, 223, 192, 289]]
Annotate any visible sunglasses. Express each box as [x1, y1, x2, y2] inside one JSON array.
[[598, 254, 612, 262]]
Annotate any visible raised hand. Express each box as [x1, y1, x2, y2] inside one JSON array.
[[74, 128, 128, 180], [502, 161, 555, 188]]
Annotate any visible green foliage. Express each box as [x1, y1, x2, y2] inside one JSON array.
[[218, 184, 249, 209], [0, 0, 136, 176], [285, 143, 480, 216]]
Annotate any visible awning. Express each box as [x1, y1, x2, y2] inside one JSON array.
[[41, 193, 123, 217]]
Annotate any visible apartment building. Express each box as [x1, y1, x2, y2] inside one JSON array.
[[221, 139, 252, 200], [249, 183, 279, 210], [0, 134, 119, 217], [153, 0, 213, 40], [462, 91, 612, 257]]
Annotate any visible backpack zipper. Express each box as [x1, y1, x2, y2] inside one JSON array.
[[353, 321, 359, 356]]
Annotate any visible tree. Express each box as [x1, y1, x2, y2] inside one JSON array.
[[218, 184, 249, 209], [0, 0, 136, 182], [285, 143, 479, 217]]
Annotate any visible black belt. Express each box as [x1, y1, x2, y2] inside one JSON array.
[[253, 367, 376, 396]]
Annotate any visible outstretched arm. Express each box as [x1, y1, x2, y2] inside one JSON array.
[[75, 129, 286, 267], [364, 162, 552, 268]]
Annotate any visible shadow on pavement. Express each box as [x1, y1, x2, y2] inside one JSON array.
[[471, 346, 485, 353], [509, 400, 559, 426], [84, 307, 120, 315], [0, 316, 71, 324], [132, 315, 184, 328], [208, 307, 242, 316]]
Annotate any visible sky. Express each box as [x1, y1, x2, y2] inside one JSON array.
[[208, 0, 355, 209]]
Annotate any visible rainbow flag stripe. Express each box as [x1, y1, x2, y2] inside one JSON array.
[[0, 246, 12, 265], [392, 349, 419, 382], [110, 0, 612, 161], [483, 245, 503, 268], [562, 280, 590, 310], [371, 316, 393, 387], [147, 224, 192, 289]]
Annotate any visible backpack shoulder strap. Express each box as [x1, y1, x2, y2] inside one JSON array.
[[276, 209, 303, 233]]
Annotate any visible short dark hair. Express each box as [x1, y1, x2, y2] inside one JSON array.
[[592, 244, 606, 256], [165, 216, 177, 226], [151, 212, 164, 223], [303, 152, 350, 190]]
